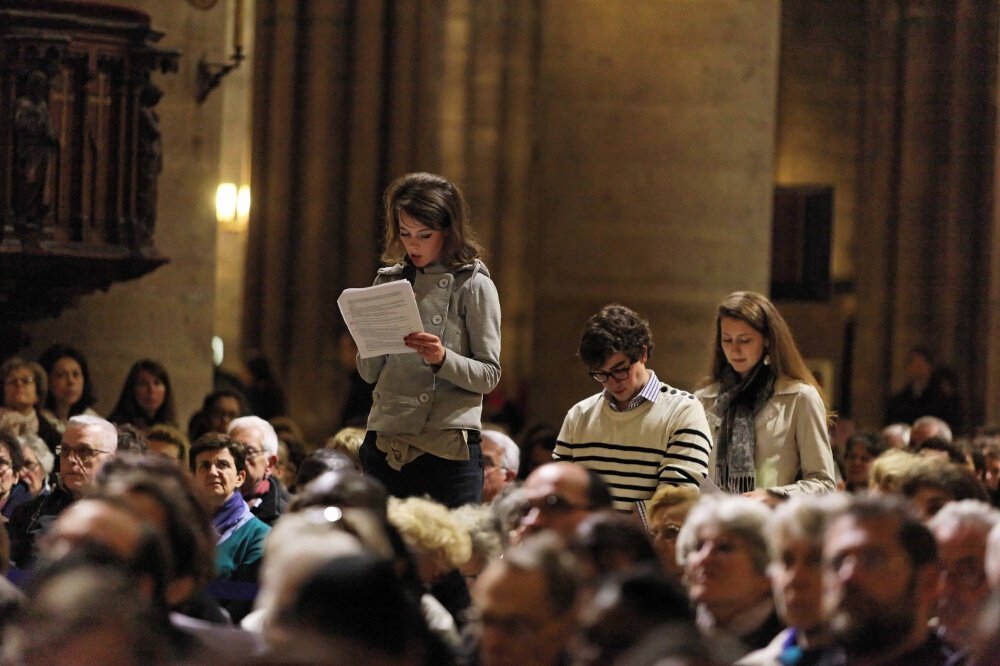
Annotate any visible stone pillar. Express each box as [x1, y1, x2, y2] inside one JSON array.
[[528, 0, 781, 425], [245, 1, 781, 436], [246, 0, 537, 439]]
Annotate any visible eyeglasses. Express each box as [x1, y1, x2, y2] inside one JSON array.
[[466, 608, 545, 639], [21, 461, 40, 473], [589, 361, 633, 384], [940, 557, 987, 589], [650, 523, 682, 542], [243, 447, 265, 459], [4, 376, 34, 387], [826, 549, 902, 577], [55, 444, 111, 464], [528, 494, 591, 514], [483, 456, 507, 473]]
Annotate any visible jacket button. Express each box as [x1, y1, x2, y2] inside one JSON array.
[[418, 393, 430, 404], [431, 314, 443, 325], [438, 277, 449, 288]]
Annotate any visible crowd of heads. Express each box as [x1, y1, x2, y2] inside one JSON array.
[[1, 326, 1000, 665]]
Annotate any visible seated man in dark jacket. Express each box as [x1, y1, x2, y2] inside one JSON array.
[[228, 416, 286, 525], [7, 415, 117, 568]]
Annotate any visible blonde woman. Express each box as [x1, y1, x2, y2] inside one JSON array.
[[697, 292, 836, 501], [388, 496, 472, 651]]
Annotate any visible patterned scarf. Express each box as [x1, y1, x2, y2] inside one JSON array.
[[212, 491, 253, 545], [714, 359, 775, 493]]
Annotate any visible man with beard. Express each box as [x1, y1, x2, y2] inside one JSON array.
[[821, 496, 951, 665], [228, 416, 286, 525]]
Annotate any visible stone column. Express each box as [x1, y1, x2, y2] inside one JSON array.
[[246, 0, 537, 438], [527, 0, 781, 425]]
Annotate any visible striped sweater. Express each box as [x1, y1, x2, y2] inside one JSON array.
[[555, 384, 713, 512]]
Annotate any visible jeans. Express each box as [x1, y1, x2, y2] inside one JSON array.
[[359, 430, 483, 508]]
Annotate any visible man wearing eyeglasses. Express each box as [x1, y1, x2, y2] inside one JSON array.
[[228, 415, 286, 525], [554, 304, 712, 517], [8, 414, 118, 568], [823, 496, 951, 665], [516, 462, 613, 543], [928, 500, 998, 659], [473, 532, 579, 666]]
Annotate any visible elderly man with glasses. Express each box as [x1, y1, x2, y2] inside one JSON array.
[[8, 414, 118, 568], [473, 532, 580, 666], [228, 415, 286, 526], [927, 500, 1000, 660], [554, 304, 712, 519], [515, 461, 612, 543], [481, 429, 520, 504]]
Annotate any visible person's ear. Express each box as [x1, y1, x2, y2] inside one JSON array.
[[165, 576, 196, 606], [917, 562, 941, 603], [236, 469, 247, 486]]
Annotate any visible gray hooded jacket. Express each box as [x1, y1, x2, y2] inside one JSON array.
[[357, 258, 501, 435]]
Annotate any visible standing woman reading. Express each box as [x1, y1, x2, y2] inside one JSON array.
[[696, 291, 835, 501], [357, 172, 501, 508]]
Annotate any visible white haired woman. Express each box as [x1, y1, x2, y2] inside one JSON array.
[[676, 495, 783, 656], [739, 495, 846, 665], [17, 433, 53, 498]]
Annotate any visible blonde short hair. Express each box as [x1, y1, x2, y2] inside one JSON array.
[[388, 496, 471, 569], [869, 448, 922, 494], [648, 485, 699, 523], [326, 427, 366, 458]]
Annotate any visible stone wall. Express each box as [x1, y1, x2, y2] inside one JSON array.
[[771, 1, 866, 415], [528, 0, 781, 426]]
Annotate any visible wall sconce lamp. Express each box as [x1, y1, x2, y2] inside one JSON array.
[[216, 183, 250, 229], [196, 0, 245, 103]]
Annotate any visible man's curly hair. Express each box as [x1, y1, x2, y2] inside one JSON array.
[[578, 304, 654, 368]]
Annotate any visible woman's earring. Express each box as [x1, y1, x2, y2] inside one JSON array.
[[763, 354, 771, 366]]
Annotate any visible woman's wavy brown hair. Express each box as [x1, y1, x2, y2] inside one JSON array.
[[380, 172, 484, 268]]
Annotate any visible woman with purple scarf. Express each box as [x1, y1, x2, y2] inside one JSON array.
[[190, 434, 270, 586]]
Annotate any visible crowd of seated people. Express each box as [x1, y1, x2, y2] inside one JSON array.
[[6, 341, 1000, 665]]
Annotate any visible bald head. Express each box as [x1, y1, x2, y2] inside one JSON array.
[[526, 462, 590, 502], [518, 462, 609, 540]]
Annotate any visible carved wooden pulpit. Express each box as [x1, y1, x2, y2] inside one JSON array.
[[0, 1, 179, 352]]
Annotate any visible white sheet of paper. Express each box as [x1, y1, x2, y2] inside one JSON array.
[[337, 280, 424, 358]]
